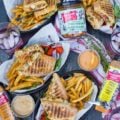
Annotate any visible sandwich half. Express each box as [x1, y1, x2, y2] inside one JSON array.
[[46, 73, 68, 100], [15, 44, 45, 64], [93, 0, 115, 26], [23, 0, 48, 12], [17, 52, 56, 77], [86, 7, 104, 29], [41, 99, 78, 120]]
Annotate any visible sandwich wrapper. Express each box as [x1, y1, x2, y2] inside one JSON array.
[[35, 83, 98, 120], [0, 23, 70, 93]]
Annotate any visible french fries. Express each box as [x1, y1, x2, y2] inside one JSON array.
[[11, 0, 57, 31], [65, 73, 93, 110], [6, 60, 44, 91], [10, 82, 33, 91], [82, 0, 97, 8]]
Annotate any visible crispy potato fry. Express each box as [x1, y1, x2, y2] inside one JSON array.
[[70, 88, 78, 98], [66, 77, 77, 90], [78, 101, 84, 109], [81, 83, 85, 96], [67, 93, 77, 100], [77, 83, 82, 93], [23, 77, 44, 83], [10, 82, 33, 91], [75, 76, 86, 90], [73, 73, 84, 77], [9, 79, 15, 87], [72, 85, 93, 103], [14, 75, 23, 86], [86, 78, 91, 91], [7, 60, 19, 78], [7, 73, 17, 81]]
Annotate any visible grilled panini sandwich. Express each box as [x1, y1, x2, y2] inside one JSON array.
[[86, 7, 104, 29], [15, 44, 44, 63], [23, 0, 48, 12], [93, 0, 115, 26], [18, 52, 56, 77], [86, 0, 115, 29], [41, 99, 78, 120], [46, 73, 68, 100], [34, 0, 57, 19], [34, 5, 57, 19]]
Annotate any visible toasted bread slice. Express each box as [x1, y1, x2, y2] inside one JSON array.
[[46, 73, 68, 100], [23, 0, 48, 12], [93, 0, 115, 26], [15, 44, 44, 63], [86, 7, 104, 29], [41, 99, 78, 120], [34, 5, 56, 19], [18, 52, 56, 77]]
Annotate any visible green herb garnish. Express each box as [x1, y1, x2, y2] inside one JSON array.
[[114, 5, 120, 19], [92, 44, 109, 72], [55, 58, 62, 70]]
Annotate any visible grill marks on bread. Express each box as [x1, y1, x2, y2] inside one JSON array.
[[41, 100, 78, 120]]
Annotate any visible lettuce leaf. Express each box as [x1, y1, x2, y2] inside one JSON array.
[[114, 5, 120, 19]]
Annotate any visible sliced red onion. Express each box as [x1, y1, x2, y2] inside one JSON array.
[[112, 35, 117, 41], [0, 44, 5, 49], [0, 32, 8, 39], [14, 36, 20, 45], [3, 38, 10, 49], [0, 38, 3, 44], [11, 31, 19, 37], [117, 33, 120, 37], [9, 33, 15, 48], [111, 113, 120, 119]]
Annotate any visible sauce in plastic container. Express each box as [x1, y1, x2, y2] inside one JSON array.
[[58, 0, 86, 38]]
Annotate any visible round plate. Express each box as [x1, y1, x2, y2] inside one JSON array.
[[32, 70, 99, 120]]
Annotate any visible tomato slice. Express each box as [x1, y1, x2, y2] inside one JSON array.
[[47, 47, 54, 56], [40, 112, 46, 120], [56, 46, 64, 54]]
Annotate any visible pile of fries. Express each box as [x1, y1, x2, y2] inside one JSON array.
[[6, 58, 44, 92], [82, 0, 97, 8], [11, 0, 57, 31], [65, 73, 93, 109]]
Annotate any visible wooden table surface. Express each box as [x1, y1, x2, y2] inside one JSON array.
[[0, 0, 112, 119]]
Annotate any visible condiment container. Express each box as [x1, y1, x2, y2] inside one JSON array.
[[58, 0, 86, 38], [0, 22, 23, 54], [11, 95, 35, 118], [77, 49, 100, 71], [0, 85, 15, 120]]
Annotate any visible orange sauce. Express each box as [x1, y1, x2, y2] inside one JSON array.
[[78, 50, 100, 71]]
